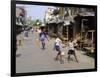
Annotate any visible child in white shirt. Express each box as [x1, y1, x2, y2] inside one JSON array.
[[67, 39, 78, 62], [54, 36, 64, 64]]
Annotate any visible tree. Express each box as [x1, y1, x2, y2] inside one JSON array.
[[31, 19, 42, 27]]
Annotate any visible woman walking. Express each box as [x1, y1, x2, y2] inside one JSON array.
[[39, 29, 48, 50]]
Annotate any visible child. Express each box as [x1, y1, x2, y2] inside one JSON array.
[[67, 39, 78, 62], [54, 36, 64, 64]]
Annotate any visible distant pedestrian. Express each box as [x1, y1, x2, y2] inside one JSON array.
[[39, 29, 48, 50], [31, 28, 34, 34], [54, 36, 64, 64], [67, 39, 78, 62], [17, 33, 23, 46]]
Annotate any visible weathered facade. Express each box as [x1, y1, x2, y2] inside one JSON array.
[[64, 7, 96, 53], [45, 7, 64, 37], [44, 7, 96, 52], [16, 6, 27, 34], [64, 7, 96, 40]]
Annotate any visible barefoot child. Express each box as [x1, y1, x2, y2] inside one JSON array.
[[67, 39, 78, 62], [54, 36, 64, 64]]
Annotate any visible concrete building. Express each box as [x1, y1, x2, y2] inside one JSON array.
[[44, 6, 96, 52], [16, 6, 27, 34], [45, 7, 64, 37], [64, 7, 96, 40], [64, 7, 96, 53]]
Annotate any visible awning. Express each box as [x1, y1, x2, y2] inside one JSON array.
[[46, 20, 57, 24], [79, 12, 95, 16], [16, 22, 23, 26], [64, 21, 70, 26]]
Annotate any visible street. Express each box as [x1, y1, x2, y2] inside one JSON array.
[[16, 31, 95, 73]]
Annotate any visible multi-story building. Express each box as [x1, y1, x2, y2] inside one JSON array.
[[45, 7, 64, 37], [64, 7, 96, 53], [64, 7, 96, 41], [16, 6, 27, 34], [45, 6, 96, 50]]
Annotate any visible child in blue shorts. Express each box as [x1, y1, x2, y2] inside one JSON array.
[[54, 36, 64, 64]]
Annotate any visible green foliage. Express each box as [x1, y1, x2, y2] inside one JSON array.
[[31, 19, 42, 27]]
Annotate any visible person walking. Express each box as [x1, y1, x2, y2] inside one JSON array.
[[39, 29, 48, 50]]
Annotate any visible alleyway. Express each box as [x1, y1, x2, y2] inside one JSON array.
[[16, 31, 95, 73]]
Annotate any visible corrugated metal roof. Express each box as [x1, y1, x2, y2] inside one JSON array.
[[64, 21, 70, 25]]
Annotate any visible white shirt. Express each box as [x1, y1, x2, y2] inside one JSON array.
[[55, 38, 61, 46], [68, 41, 74, 50]]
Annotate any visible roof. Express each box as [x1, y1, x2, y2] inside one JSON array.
[[79, 12, 95, 16], [46, 20, 57, 24], [16, 22, 24, 26], [46, 16, 64, 24], [64, 21, 70, 25]]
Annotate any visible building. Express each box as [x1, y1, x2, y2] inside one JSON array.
[[64, 7, 96, 53], [64, 7, 96, 40], [16, 6, 27, 34], [44, 6, 96, 51], [45, 7, 64, 37]]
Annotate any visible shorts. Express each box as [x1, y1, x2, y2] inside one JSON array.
[[68, 50, 75, 55], [55, 45, 61, 52], [40, 38, 45, 42], [74, 46, 77, 48]]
